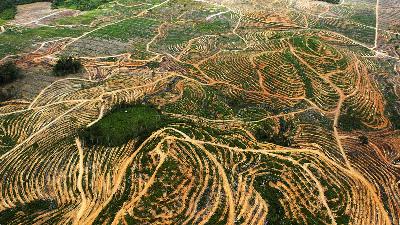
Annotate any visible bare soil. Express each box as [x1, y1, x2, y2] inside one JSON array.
[[11, 2, 79, 28]]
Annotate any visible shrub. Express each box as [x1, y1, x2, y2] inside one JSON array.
[[338, 109, 363, 131], [146, 61, 161, 70], [0, 61, 21, 85], [359, 135, 369, 145], [53, 56, 83, 76]]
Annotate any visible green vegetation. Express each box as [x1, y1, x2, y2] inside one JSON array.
[[359, 135, 369, 145], [317, 0, 340, 4], [0, 0, 15, 20], [80, 104, 166, 147], [146, 61, 161, 69], [0, 199, 57, 224], [283, 51, 314, 99], [253, 176, 301, 225], [55, 10, 102, 26], [0, 134, 16, 155], [338, 108, 364, 131], [377, 76, 400, 130], [252, 118, 295, 147], [0, 0, 51, 20], [0, 7, 16, 20], [90, 17, 160, 41], [53, 56, 83, 76], [351, 11, 376, 27], [0, 26, 87, 58], [160, 18, 233, 47], [52, 0, 111, 11], [0, 61, 21, 85]]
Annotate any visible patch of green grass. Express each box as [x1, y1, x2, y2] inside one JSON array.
[[52, 0, 111, 11], [160, 17, 234, 47], [90, 17, 160, 41], [0, 26, 87, 58], [55, 10, 102, 25], [0, 18, 7, 26], [351, 10, 376, 27]]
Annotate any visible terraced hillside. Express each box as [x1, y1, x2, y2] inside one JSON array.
[[0, 0, 399, 224]]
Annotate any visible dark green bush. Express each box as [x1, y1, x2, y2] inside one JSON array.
[[0, 61, 21, 85], [146, 61, 161, 70], [338, 109, 363, 131], [53, 56, 83, 76], [359, 135, 369, 145]]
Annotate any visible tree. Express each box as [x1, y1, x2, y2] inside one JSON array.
[[0, 61, 21, 85], [359, 135, 369, 145], [146, 61, 160, 77], [53, 56, 83, 76], [146, 61, 160, 70]]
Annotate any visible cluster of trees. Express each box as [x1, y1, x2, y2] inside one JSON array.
[[253, 118, 295, 147], [338, 108, 363, 131], [0, 61, 20, 101], [79, 104, 165, 147], [0, 0, 17, 20], [53, 56, 83, 76], [0, 199, 57, 224]]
